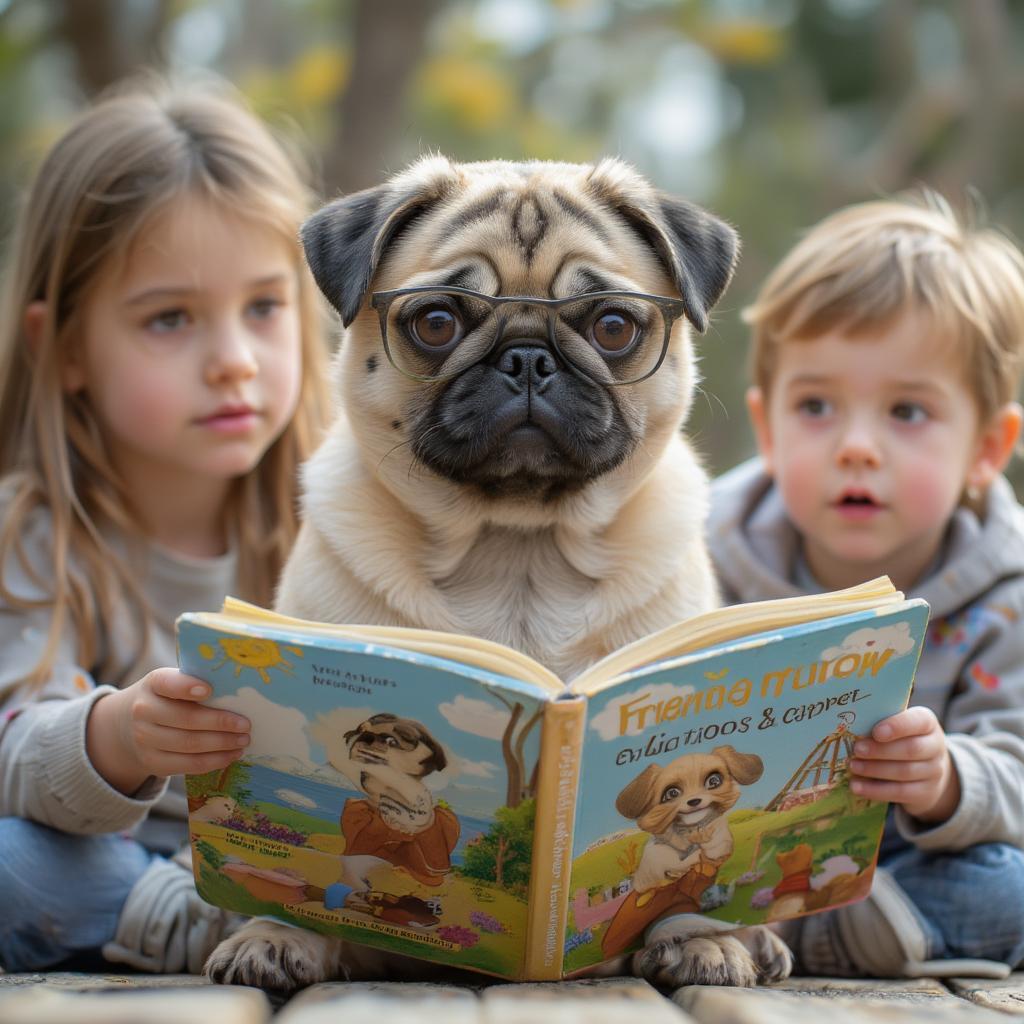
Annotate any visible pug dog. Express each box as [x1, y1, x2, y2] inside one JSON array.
[[205, 155, 792, 989]]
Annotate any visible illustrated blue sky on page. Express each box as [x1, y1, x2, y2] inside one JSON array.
[[184, 627, 547, 820]]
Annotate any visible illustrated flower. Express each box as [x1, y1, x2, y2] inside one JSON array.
[[221, 813, 308, 847], [469, 910, 505, 934], [564, 928, 594, 953], [437, 925, 480, 948], [750, 887, 775, 909]]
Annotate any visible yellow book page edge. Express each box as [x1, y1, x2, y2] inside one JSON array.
[[571, 576, 901, 696], [200, 598, 565, 695], [523, 697, 586, 980]]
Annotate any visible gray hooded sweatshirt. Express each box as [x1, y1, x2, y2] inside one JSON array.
[[710, 457, 1024, 853]]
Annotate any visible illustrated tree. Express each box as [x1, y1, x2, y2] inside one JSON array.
[[459, 799, 535, 892], [184, 759, 253, 805], [194, 838, 226, 872], [489, 693, 543, 808]]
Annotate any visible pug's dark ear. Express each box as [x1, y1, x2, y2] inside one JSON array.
[[586, 160, 739, 333], [651, 195, 739, 333], [301, 162, 458, 326]]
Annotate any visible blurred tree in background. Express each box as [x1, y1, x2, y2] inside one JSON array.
[[2, 0, 1022, 479]]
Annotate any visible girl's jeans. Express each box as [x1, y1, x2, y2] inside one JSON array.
[[878, 822, 1024, 966], [0, 818, 154, 970]]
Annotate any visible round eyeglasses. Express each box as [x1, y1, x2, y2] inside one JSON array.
[[369, 285, 688, 385]]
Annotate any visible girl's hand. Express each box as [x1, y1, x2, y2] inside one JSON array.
[[87, 668, 250, 795], [848, 706, 959, 824]]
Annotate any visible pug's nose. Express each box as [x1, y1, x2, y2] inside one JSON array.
[[497, 344, 557, 390]]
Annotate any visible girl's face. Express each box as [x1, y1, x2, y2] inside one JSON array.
[[66, 194, 303, 495]]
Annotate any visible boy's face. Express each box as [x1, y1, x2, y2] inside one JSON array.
[[748, 310, 1017, 591]]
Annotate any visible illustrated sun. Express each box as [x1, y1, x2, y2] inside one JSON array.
[[198, 637, 303, 684]]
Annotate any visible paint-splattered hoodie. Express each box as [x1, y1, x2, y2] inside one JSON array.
[[709, 456, 1024, 853]]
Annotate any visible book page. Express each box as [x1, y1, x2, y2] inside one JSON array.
[[211, 598, 565, 695], [179, 613, 555, 980], [560, 599, 928, 975], [570, 577, 901, 696]]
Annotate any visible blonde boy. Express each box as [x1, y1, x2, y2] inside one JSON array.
[[711, 193, 1024, 978]]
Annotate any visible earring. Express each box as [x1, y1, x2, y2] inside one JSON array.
[[966, 484, 981, 503]]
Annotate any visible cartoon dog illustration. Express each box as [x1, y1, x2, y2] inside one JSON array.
[[337, 713, 460, 888], [602, 745, 763, 957]]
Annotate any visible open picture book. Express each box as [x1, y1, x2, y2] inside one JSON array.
[[177, 576, 928, 981]]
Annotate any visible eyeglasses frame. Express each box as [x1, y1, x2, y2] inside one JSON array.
[[369, 284, 689, 385]]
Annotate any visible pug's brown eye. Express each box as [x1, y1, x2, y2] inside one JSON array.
[[705, 772, 723, 790], [660, 785, 682, 803], [412, 307, 461, 348], [590, 310, 638, 353]]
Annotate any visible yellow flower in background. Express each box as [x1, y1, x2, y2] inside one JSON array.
[[292, 46, 351, 106], [698, 19, 786, 65], [239, 69, 290, 117], [419, 58, 516, 132], [240, 47, 350, 119]]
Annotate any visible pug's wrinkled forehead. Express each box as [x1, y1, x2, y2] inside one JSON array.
[[378, 178, 659, 301], [301, 155, 738, 336]]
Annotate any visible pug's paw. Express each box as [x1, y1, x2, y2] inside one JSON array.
[[733, 923, 795, 982], [631, 924, 792, 989], [204, 919, 342, 989]]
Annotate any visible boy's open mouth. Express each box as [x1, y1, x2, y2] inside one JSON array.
[[834, 489, 883, 512]]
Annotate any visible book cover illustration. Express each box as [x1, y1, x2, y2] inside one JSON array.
[[179, 592, 928, 980], [178, 620, 551, 978], [560, 601, 929, 975]]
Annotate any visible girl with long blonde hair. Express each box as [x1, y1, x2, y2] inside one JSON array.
[[0, 77, 331, 973]]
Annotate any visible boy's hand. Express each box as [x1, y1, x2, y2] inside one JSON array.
[[849, 706, 960, 824], [87, 668, 250, 796]]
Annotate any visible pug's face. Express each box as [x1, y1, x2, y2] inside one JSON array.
[[302, 157, 737, 510]]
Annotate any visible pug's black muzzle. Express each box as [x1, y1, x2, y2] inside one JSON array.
[[411, 340, 636, 500]]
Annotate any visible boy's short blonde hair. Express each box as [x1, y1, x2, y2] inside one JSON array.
[[744, 191, 1024, 422]]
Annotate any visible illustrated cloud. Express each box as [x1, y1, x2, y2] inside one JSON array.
[[821, 623, 915, 663], [276, 788, 317, 810], [590, 681, 696, 740], [439, 694, 511, 740], [212, 686, 311, 761]]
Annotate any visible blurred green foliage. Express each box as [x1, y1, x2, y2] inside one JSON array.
[[2, 0, 1022, 480]]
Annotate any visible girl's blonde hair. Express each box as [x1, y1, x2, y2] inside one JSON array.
[[744, 191, 1024, 422], [0, 76, 332, 687]]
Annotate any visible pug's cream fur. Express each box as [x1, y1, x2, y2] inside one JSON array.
[[205, 155, 792, 990]]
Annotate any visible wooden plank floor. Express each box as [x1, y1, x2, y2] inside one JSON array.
[[2, 973, 1023, 1023]]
